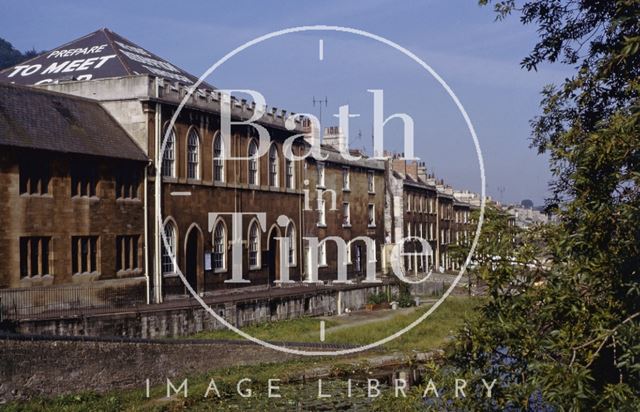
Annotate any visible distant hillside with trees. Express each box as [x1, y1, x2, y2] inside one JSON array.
[[0, 37, 40, 70]]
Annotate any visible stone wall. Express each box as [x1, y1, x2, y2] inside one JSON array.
[[13, 283, 398, 338], [0, 338, 301, 402]]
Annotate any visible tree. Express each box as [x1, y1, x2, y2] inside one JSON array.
[[446, 1, 640, 410], [449, 205, 522, 296], [0, 37, 39, 70]]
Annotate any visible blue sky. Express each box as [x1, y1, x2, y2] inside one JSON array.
[[0, 0, 570, 205]]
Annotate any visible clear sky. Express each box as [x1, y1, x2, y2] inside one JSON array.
[[0, 0, 571, 205]]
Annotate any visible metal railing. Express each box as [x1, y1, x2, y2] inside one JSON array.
[[0, 283, 145, 320]]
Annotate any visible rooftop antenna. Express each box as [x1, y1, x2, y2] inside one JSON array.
[[497, 185, 506, 202], [312, 96, 328, 138]]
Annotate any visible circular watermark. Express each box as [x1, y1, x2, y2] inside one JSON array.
[[158, 25, 486, 356]]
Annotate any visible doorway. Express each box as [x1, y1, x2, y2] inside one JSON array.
[[185, 229, 199, 292], [267, 228, 281, 284]]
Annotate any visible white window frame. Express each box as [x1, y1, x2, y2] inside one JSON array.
[[248, 139, 259, 186], [212, 220, 226, 272], [367, 171, 375, 193], [342, 167, 350, 191], [248, 220, 261, 269], [368, 203, 376, 227], [268, 143, 279, 187], [161, 221, 177, 276], [286, 223, 296, 266], [213, 132, 225, 183], [187, 128, 200, 180], [342, 202, 351, 227], [162, 127, 176, 178]]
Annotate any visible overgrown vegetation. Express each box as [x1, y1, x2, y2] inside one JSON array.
[[190, 295, 479, 353], [436, 1, 640, 410]]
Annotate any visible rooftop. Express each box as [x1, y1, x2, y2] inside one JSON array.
[[0, 82, 148, 161]]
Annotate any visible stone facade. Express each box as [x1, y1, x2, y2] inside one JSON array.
[[0, 82, 149, 312]]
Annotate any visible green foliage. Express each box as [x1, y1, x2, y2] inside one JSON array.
[[394, 284, 415, 308], [446, 1, 640, 409], [367, 291, 389, 304], [0, 37, 39, 70]]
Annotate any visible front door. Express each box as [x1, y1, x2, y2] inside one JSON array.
[[185, 230, 198, 292]]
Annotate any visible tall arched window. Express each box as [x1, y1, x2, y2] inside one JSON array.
[[286, 223, 296, 265], [162, 221, 176, 274], [187, 129, 200, 179], [162, 128, 176, 177], [285, 158, 294, 189], [212, 220, 226, 271], [248, 220, 260, 268], [213, 133, 224, 182], [268, 144, 279, 187], [248, 139, 259, 185]]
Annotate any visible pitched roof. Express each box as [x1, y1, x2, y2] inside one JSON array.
[[0, 28, 209, 88], [0, 82, 148, 161]]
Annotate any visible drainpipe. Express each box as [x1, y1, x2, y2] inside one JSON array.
[[298, 146, 304, 284], [144, 164, 150, 304], [153, 78, 163, 304]]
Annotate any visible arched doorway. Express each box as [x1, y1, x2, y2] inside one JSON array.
[[185, 229, 199, 292], [267, 227, 281, 284]]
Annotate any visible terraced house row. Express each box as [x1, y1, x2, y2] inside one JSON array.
[[0, 29, 478, 314]]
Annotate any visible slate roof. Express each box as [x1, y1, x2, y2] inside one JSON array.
[[0, 82, 148, 161], [0, 28, 211, 88]]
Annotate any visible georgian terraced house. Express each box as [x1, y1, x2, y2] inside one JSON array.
[[0, 28, 475, 314]]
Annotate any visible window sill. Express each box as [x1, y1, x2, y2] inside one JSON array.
[[343, 188, 350, 192], [342, 223, 352, 228], [72, 196, 100, 201], [116, 198, 142, 203], [317, 223, 327, 228], [213, 268, 227, 274], [72, 272, 101, 281], [249, 265, 261, 271], [117, 269, 143, 278], [163, 272, 178, 278], [20, 193, 53, 199], [368, 224, 377, 228], [19, 274, 53, 281]]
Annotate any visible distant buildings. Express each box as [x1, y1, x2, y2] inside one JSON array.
[[506, 205, 550, 229]]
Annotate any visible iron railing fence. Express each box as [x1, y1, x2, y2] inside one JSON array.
[[0, 283, 145, 320]]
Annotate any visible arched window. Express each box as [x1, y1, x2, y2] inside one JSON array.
[[212, 220, 226, 271], [248, 139, 259, 185], [213, 133, 224, 182], [286, 223, 296, 265], [162, 221, 177, 274], [187, 128, 200, 179], [248, 220, 260, 268], [285, 158, 294, 189], [162, 128, 176, 177], [268, 144, 279, 187]]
